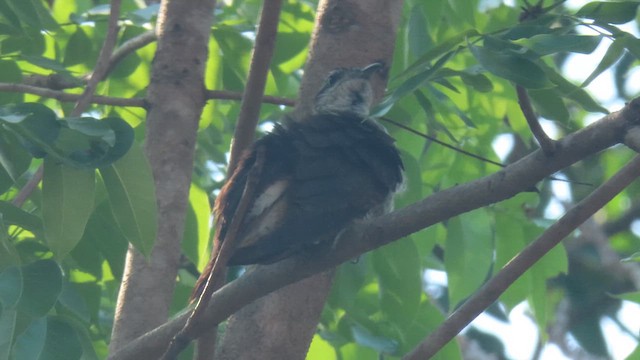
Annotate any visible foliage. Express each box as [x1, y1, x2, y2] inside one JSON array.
[[1, 0, 640, 359]]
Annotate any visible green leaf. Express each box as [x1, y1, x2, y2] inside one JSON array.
[[12, 316, 46, 360], [42, 159, 95, 258], [540, 63, 609, 113], [63, 26, 94, 67], [374, 51, 456, 116], [521, 34, 602, 55], [99, 144, 157, 256], [57, 281, 90, 324], [40, 316, 82, 360], [528, 88, 570, 122], [0, 103, 60, 158], [575, 1, 640, 24], [78, 201, 128, 279], [6, 0, 58, 31], [371, 238, 421, 326], [182, 184, 211, 271], [470, 43, 550, 89], [581, 37, 625, 87], [18, 259, 62, 317], [445, 210, 493, 308], [397, 29, 480, 81], [0, 131, 31, 194], [0, 265, 21, 308], [0, 307, 17, 359], [0, 60, 23, 104], [0, 200, 43, 235]]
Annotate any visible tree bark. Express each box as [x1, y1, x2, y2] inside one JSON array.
[[216, 1, 404, 359], [109, 0, 216, 352]]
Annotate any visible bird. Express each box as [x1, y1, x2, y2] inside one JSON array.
[[192, 62, 404, 299]]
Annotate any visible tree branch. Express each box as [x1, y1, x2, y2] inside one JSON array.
[[516, 85, 557, 156], [107, 98, 640, 360], [108, 0, 217, 352], [0, 83, 293, 108], [403, 157, 640, 360], [105, 30, 157, 77], [72, 0, 122, 115], [227, 0, 283, 174]]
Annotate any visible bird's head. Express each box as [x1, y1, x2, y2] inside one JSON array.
[[313, 62, 384, 117]]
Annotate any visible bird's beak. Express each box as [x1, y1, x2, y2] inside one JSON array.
[[361, 62, 385, 78]]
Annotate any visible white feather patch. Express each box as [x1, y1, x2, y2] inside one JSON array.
[[248, 179, 288, 217]]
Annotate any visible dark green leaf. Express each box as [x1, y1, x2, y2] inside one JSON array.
[[99, 144, 157, 256], [0, 60, 23, 104], [57, 282, 90, 324], [0, 201, 42, 235], [374, 51, 456, 116], [576, 1, 640, 24], [40, 316, 82, 360], [445, 210, 493, 308], [42, 160, 95, 258], [19, 55, 68, 72], [540, 63, 609, 113], [528, 88, 570, 122], [12, 316, 46, 360], [63, 27, 94, 67], [6, 0, 58, 31], [372, 238, 421, 326], [470, 43, 550, 89], [0, 103, 60, 158], [80, 201, 128, 279], [0, 265, 21, 308], [0, 306, 16, 359], [522, 34, 602, 55], [581, 38, 625, 87], [181, 184, 211, 271], [0, 130, 31, 193], [18, 259, 62, 317]]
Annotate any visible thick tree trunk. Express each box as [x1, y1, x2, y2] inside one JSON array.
[[216, 1, 404, 359], [109, 0, 216, 352]]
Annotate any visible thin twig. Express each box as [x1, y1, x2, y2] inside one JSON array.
[[72, 0, 122, 115], [227, 0, 283, 174], [516, 85, 557, 156], [0, 83, 147, 107], [381, 117, 504, 167], [104, 30, 156, 77], [402, 155, 640, 360], [11, 166, 43, 207], [0, 83, 293, 108], [163, 146, 266, 359]]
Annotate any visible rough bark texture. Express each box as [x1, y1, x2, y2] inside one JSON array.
[[109, 0, 216, 352], [216, 1, 404, 359]]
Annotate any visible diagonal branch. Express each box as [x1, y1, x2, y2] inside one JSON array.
[[227, 0, 283, 174], [72, 0, 122, 116], [403, 156, 640, 360], [516, 85, 557, 156], [107, 98, 640, 360]]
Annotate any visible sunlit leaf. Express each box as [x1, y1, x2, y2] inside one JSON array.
[[576, 1, 640, 24], [99, 144, 157, 256], [42, 159, 95, 258]]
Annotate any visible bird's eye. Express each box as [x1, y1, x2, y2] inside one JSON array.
[[325, 71, 342, 87]]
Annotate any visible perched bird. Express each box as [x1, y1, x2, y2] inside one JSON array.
[[192, 62, 404, 298]]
